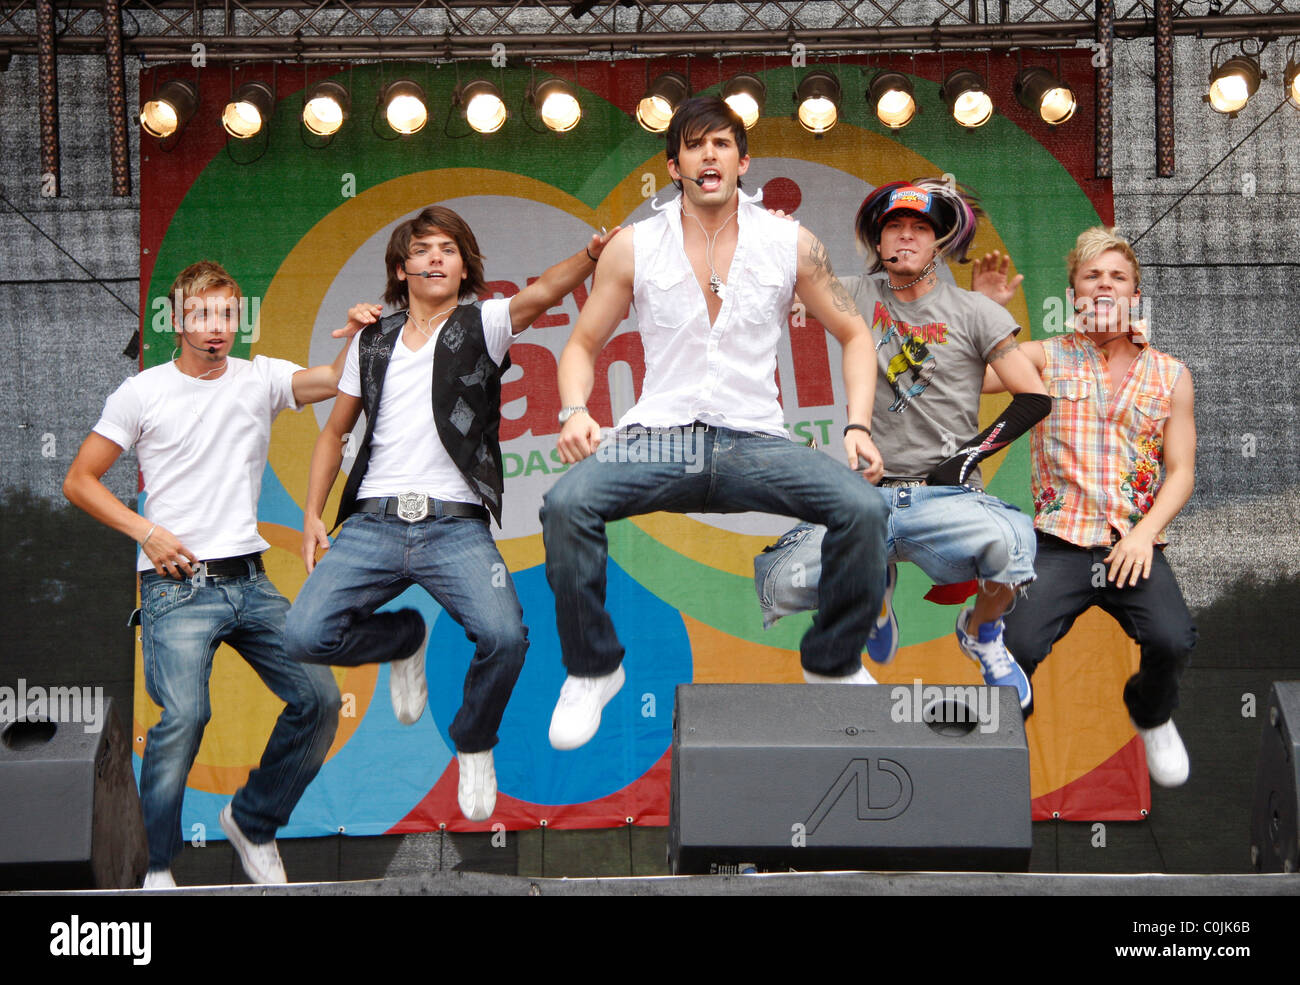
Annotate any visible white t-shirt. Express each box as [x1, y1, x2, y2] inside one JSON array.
[[93, 356, 303, 571], [339, 298, 514, 503]]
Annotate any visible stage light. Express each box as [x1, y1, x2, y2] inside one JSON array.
[[222, 81, 274, 139], [460, 79, 507, 134], [1287, 60, 1300, 106], [941, 68, 993, 128], [637, 72, 688, 133], [868, 70, 916, 129], [532, 78, 581, 132], [139, 79, 198, 139], [382, 79, 427, 135], [794, 70, 841, 134], [1014, 66, 1076, 125], [1206, 55, 1261, 116], [722, 73, 766, 129], [303, 81, 350, 137]]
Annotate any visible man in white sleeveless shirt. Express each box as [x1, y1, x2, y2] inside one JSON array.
[[541, 96, 890, 751]]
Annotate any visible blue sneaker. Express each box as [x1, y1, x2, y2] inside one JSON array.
[[866, 563, 899, 664], [955, 607, 1032, 711]]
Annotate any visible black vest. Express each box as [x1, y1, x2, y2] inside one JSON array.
[[335, 304, 511, 529]]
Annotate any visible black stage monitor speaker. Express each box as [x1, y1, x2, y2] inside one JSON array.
[[669, 683, 1030, 874], [0, 697, 147, 889], [1250, 681, 1300, 873]]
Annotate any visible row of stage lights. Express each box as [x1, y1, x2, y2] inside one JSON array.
[[137, 65, 1083, 143], [137, 51, 1297, 143]]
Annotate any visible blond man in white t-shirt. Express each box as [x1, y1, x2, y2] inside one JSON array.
[[64, 260, 361, 888]]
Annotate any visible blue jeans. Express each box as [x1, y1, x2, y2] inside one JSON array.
[[754, 485, 1036, 627], [139, 564, 340, 871], [284, 511, 527, 753], [541, 427, 888, 678]]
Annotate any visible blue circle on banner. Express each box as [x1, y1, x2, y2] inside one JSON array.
[[426, 560, 690, 806]]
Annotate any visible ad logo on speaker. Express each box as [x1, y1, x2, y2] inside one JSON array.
[[804, 758, 915, 834]]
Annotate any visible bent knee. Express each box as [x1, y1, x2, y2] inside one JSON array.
[[1140, 622, 1197, 661], [301, 669, 342, 718], [156, 704, 211, 742], [540, 475, 587, 526], [826, 481, 888, 530], [284, 609, 324, 664], [483, 622, 529, 659]]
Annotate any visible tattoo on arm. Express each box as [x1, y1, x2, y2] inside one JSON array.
[[808, 236, 833, 279], [807, 235, 860, 316], [987, 338, 1020, 364], [828, 275, 860, 316]]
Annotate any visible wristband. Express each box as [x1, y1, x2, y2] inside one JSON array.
[[843, 423, 872, 438], [586, 247, 598, 263]]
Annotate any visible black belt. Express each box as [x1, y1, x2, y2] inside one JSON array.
[[355, 495, 488, 523], [191, 553, 264, 580]]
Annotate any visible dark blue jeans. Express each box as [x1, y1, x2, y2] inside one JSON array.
[[285, 511, 527, 753], [540, 427, 888, 678], [139, 566, 340, 870], [1001, 532, 1196, 726]]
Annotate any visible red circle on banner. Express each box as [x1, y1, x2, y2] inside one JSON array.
[[761, 176, 801, 214]]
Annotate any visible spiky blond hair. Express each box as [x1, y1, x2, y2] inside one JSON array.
[[1066, 227, 1141, 290]]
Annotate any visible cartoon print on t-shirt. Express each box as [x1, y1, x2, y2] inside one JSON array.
[[871, 301, 943, 412]]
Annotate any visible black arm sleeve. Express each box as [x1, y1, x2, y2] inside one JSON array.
[[925, 392, 1053, 486]]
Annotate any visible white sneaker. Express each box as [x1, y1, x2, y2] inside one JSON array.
[[390, 625, 429, 726], [219, 803, 287, 884], [1134, 718, 1190, 788], [142, 869, 175, 889], [803, 664, 877, 685], [548, 665, 626, 750], [457, 749, 497, 822]]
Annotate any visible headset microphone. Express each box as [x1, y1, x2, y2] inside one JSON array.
[[882, 256, 900, 263]]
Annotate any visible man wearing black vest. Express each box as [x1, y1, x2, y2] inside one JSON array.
[[286, 205, 614, 822]]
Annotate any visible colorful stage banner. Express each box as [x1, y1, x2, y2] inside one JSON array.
[[136, 52, 1148, 840]]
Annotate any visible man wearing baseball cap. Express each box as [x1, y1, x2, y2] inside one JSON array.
[[757, 179, 1050, 710]]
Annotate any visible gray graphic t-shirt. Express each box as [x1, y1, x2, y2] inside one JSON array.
[[844, 275, 1020, 487]]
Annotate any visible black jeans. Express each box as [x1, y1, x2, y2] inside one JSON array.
[[1002, 532, 1196, 726]]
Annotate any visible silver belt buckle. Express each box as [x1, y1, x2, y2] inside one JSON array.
[[396, 492, 429, 523], [190, 562, 209, 588], [881, 477, 926, 489]]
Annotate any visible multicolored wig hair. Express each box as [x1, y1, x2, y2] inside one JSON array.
[[853, 178, 982, 274]]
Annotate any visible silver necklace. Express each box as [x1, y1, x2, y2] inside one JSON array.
[[406, 304, 458, 339], [682, 208, 737, 298], [887, 260, 937, 293]]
